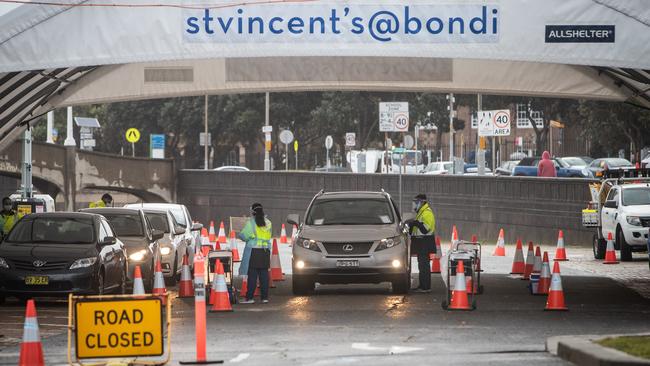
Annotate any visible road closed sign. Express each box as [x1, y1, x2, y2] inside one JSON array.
[[478, 109, 511, 137], [379, 102, 409, 132], [75, 298, 163, 359]]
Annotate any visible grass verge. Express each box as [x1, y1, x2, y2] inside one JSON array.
[[596, 336, 650, 360]]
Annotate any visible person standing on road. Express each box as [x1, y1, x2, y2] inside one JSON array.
[[0, 197, 19, 238], [407, 194, 436, 293], [89, 193, 113, 208], [537, 151, 557, 177], [238, 203, 273, 304]]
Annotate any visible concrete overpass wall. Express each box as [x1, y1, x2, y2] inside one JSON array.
[[178, 170, 595, 246]]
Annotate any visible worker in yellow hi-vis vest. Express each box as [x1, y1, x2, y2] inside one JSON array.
[[407, 194, 436, 293], [238, 203, 272, 304], [89, 193, 113, 208]]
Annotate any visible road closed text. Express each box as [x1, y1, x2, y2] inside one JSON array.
[[75, 299, 163, 359]]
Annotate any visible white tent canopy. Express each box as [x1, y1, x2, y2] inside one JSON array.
[[1, 0, 649, 150]]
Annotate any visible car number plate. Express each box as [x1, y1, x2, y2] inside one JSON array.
[[25, 276, 49, 285], [336, 260, 359, 268]]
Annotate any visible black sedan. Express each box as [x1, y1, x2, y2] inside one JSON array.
[[0, 212, 127, 301], [80, 208, 162, 291]]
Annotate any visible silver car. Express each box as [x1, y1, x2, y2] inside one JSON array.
[[141, 209, 189, 284], [288, 191, 411, 295]]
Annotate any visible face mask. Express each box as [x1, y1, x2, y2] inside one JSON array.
[[3, 205, 11, 211], [412, 201, 420, 212]]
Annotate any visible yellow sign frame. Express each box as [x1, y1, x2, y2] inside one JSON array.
[[126, 128, 141, 143], [67, 294, 171, 366]]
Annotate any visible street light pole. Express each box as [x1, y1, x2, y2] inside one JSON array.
[[264, 92, 270, 171], [204, 95, 208, 170], [448, 93, 455, 162]]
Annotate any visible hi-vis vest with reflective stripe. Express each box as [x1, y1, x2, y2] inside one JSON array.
[[412, 202, 435, 236], [89, 200, 106, 208], [254, 220, 272, 249]]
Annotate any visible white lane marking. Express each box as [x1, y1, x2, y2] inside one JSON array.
[[229, 353, 250, 363], [351, 343, 422, 355]]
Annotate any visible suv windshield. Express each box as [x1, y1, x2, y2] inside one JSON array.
[[169, 208, 186, 228], [6, 217, 94, 244], [622, 188, 650, 206], [145, 212, 170, 233], [306, 198, 394, 225], [101, 214, 144, 237]]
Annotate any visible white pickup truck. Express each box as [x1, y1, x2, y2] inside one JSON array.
[[585, 178, 650, 261]]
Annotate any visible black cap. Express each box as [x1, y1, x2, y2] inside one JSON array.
[[101, 193, 113, 202], [251, 202, 263, 211], [414, 194, 427, 201]]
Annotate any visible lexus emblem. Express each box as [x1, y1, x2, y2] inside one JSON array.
[[33, 260, 46, 268], [342, 244, 354, 252]]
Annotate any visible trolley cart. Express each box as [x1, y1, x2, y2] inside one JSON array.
[[441, 250, 477, 310], [207, 250, 236, 304], [452, 240, 484, 294]]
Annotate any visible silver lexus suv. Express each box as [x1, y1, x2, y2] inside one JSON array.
[[287, 191, 411, 295]]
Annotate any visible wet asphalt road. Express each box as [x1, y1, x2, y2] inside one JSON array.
[[0, 243, 649, 365]]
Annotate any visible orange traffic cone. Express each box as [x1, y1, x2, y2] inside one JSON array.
[[208, 221, 217, 248], [446, 261, 473, 311], [430, 236, 442, 273], [522, 241, 535, 280], [208, 263, 220, 305], [449, 225, 459, 251], [152, 259, 167, 305], [217, 222, 227, 244], [209, 260, 233, 312], [603, 232, 619, 264], [554, 230, 568, 261], [200, 227, 211, 257], [239, 275, 259, 297], [545, 261, 568, 311], [291, 224, 298, 242], [493, 228, 506, 256], [280, 224, 288, 244], [510, 239, 525, 274], [270, 239, 284, 281], [19, 299, 44, 366], [178, 254, 194, 298], [532, 246, 542, 275], [230, 230, 241, 262], [132, 265, 146, 295], [537, 252, 551, 295], [269, 269, 276, 288]]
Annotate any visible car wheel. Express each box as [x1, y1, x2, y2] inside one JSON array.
[[391, 271, 410, 294], [617, 227, 633, 262], [292, 275, 314, 295], [593, 233, 606, 260], [96, 270, 105, 295], [165, 253, 178, 286]]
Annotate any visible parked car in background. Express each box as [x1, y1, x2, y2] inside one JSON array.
[[558, 156, 592, 170], [141, 209, 189, 284], [214, 166, 250, 172], [124, 203, 201, 260], [81, 208, 162, 291], [512, 157, 589, 177], [0, 212, 127, 302], [586, 158, 634, 178], [463, 166, 493, 175], [421, 161, 453, 175], [495, 160, 520, 176]]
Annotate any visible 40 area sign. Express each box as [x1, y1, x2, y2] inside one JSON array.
[[478, 109, 511, 137], [74, 297, 164, 359], [379, 102, 409, 132]]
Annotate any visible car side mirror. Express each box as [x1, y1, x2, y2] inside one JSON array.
[[174, 226, 186, 235], [151, 229, 164, 241], [287, 214, 300, 226], [191, 223, 203, 232], [604, 200, 618, 209], [100, 236, 117, 246]]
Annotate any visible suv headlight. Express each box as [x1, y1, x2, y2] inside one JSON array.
[[0, 257, 9, 269], [70, 257, 97, 269], [160, 246, 172, 256], [376, 237, 401, 251], [626, 216, 642, 226], [297, 238, 321, 252], [129, 249, 148, 261]]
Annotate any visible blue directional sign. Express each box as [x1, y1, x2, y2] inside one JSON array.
[[150, 134, 165, 159]]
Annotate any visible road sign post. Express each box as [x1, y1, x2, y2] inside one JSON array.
[[279, 130, 294, 171], [325, 135, 333, 172], [294, 140, 298, 170], [125, 128, 140, 157]]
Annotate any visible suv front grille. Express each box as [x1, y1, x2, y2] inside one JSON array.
[[322, 242, 373, 255], [640, 217, 650, 228]]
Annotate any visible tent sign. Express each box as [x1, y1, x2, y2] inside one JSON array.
[[478, 110, 511, 137]]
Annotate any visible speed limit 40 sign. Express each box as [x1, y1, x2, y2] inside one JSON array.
[[478, 110, 511, 137]]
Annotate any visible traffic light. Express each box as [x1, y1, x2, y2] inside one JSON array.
[[452, 118, 465, 131]]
